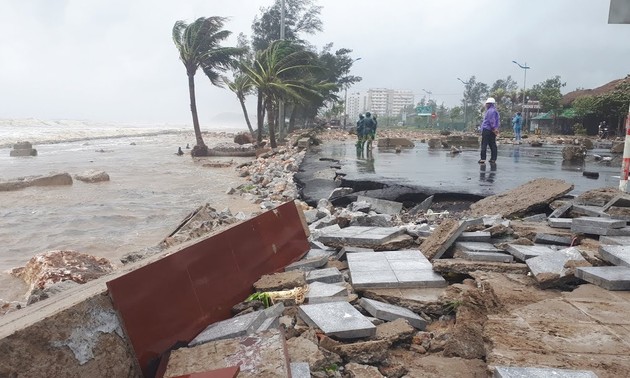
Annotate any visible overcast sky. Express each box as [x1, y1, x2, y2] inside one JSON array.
[[1, 0, 628, 126]]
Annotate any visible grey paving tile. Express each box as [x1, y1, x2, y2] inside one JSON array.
[[534, 233, 573, 246], [305, 281, 348, 303], [599, 236, 630, 246], [457, 250, 514, 263], [350, 270, 399, 289], [389, 260, 434, 271], [576, 266, 630, 291], [359, 297, 426, 329], [599, 245, 630, 267], [506, 244, 556, 261], [548, 218, 573, 229], [356, 195, 403, 215], [394, 270, 447, 288], [572, 216, 626, 229], [526, 247, 588, 287], [456, 231, 492, 242], [298, 302, 376, 339], [455, 241, 501, 253], [382, 249, 426, 260], [189, 310, 267, 346], [306, 267, 343, 284]]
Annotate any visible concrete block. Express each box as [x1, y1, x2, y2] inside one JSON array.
[[304, 248, 335, 260], [408, 195, 434, 216], [522, 213, 548, 222], [457, 231, 491, 242], [526, 247, 589, 288], [310, 241, 335, 251], [305, 282, 347, 304], [599, 245, 630, 267], [506, 244, 556, 261], [306, 267, 343, 284], [599, 236, 630, 245], [604, 226, 630, 236], [534, 233, 573, 246], [189, 310, 267, 346], [576, 266, 630, 290], [290, 362, 311, 378], [421, 218, 479, 260], [356, 195, 403, 215], [602, 193, 630, 210], [548, 218, 573, 229], [549, 202, 573, 218], [359, 298, 427, 330], [298, 302, 376, 339], [494, 366, 598, 378], [456, 250, 514, 263]]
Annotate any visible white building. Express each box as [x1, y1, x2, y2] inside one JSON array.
[[347, 92, 367, 120], [365, 88, 415, 117]]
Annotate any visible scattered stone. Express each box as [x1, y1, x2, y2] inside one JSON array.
[[456, 231, 491, 242], [9, 141, 37, 156], [599, 236, 630, 245], [318, 226, 405, 249], [345, 362, 385, 377], [329, 187, 353, 200], [377, 138, 414, 148], [410, 195, 434, 216], [420, 218, 476, 260], [432, 259, 529, 275], [548, 218, 573, 229], [74, 170, 110, 183], [290, 362, 311, 378], [549, 202, 573, 218], [571, 204, 610, 218], [306, 267, 343, 284], [599, 245, 630, 267], [469, 178, 574, 219], [11, 250, 113, 295], [562, 145, 587, 162], [571, 216, 626, 236], [285, 254, 329, 272], [506, 244, 556, 261], [522, 213, 548, 222], [189, 310, 268, 346], [336, 246, 375, 261], [233, 132, 255, 145], [305, 282, 347, 304], [0, 172, 73, 191], [26, 280, 81, 305], [374, 318, 416, 342], [333, 339, 391, 365]]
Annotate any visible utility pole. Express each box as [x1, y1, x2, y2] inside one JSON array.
[[513, 61, 530, 131], [457, 78, 469, 130], [278, 0, 286, 140]]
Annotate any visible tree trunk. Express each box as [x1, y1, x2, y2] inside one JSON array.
[[257, 89, 264, 144], [266, 100, 277, 149], [238, 93, 255, 137], [188, 72, 208, 156], [288, 104, 297, 132]]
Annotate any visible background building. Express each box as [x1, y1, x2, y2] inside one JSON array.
[[365, 88, 415, 117]]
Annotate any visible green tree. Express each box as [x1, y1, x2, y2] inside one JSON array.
[[172, 17, 244, 156], [530, 75, 566, 115], [243, 40, 324, 148], [461, 76, 489, 129], [251, 0, 323, 52]]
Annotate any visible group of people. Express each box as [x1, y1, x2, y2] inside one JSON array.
[[478, 97, 525, 164], [355, 112, 378, 152]]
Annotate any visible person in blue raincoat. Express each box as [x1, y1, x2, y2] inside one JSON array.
[[512, 112, 522, 144]]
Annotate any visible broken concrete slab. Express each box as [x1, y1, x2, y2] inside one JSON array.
[[306, 267, 343, 284], [420, 218, 477, 260], [493, 366, 598, 378], [572, 216, 626, 230], [166, 329, 290, 378], [305, 281, 347, 304], [336, 246, 375, 261], [534, 233, 573, 246], [549, 202, 573, 218], [304, 248, 335, 260], [359, 298, 427, 330], [548, 218, 573, 229], [356, 195, 403, 215], [469, 178, 574, 219], [284, 254, 329, 272], [456, 231, 491, 243], [254, 271, 306, 292], [576, 266, 630, 291], [454, 242, 502, 253], [188, 310, 267, 346], [318, 226, 405, 249], [599, 245, 630, 267], [602, 193, 630, 211], [298, 302, 376, 339], [599, 236, 630, 245], [408, 195, 434, 216], [506, 244, 556, 261], [432, 259, 529, 275], [525, 247, 590, 288]]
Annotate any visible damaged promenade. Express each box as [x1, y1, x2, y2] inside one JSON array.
[[2, 130, 630, 377]]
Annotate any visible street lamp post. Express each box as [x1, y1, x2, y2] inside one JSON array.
[[343, 57, 361, 128], [512, 60, 530, 130], [422, 89, 433, 127], [457, 77, 469, 130]]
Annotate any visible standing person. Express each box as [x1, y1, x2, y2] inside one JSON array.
[[478, 97, 500, 164], [512, 112, 522, 144], [366, 113, 377, 150], [362, 112, 375, 151], [356, 114, 365, 151]]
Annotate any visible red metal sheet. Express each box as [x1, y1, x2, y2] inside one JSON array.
[[106, 201, 308, 377]]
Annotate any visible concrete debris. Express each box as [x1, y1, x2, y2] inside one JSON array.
[[356, 195, 403, 215], [576, 266, 630, 291], [526, 247, 591, 288], [359, 298, 427, 330], [298, 302, 376, 339]]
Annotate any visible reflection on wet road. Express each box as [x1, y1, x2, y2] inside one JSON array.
[[324, 141, 619, 196]]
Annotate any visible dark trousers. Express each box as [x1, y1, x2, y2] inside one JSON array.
[[480, 128, 497, 161]]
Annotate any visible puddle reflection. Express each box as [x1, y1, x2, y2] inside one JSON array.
[[479, 163, 497, 184], [356, 148, 375, 173]]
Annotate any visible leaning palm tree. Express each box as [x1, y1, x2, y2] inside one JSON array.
[[172, 17, 244, 156], [223, 73, 255, 137], [243, 40, 327, 148]]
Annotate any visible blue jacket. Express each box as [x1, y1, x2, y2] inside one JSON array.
[[512, 114, 522, 129], [481, 105, 500, 132]]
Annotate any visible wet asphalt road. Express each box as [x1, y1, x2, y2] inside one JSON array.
[[299, 141, 621, 200]]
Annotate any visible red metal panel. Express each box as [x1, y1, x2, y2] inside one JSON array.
[[107, 201, 309, 377]]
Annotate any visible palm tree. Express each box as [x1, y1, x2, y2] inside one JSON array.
[[172, 17, 244, 156], [223, 73, 255, 137], [242, 40, 327, 148]]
